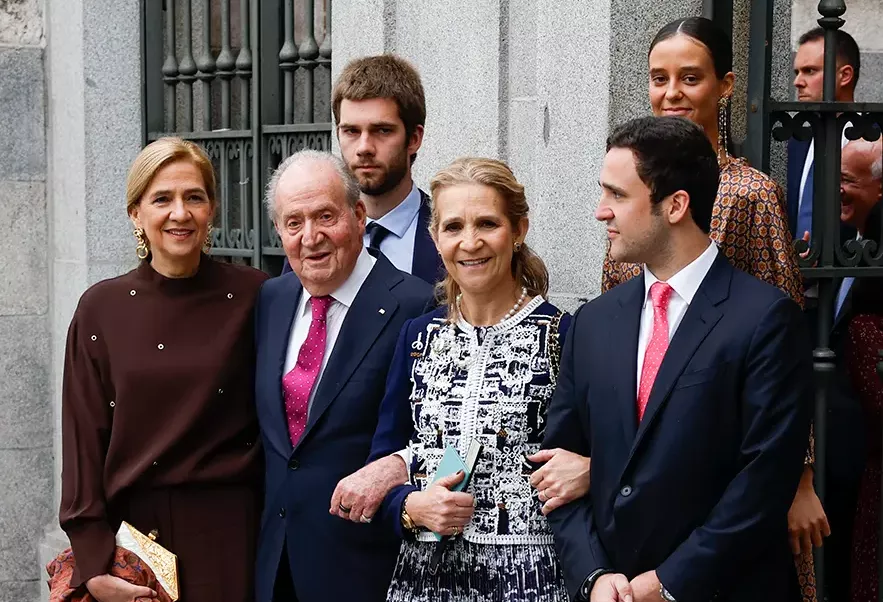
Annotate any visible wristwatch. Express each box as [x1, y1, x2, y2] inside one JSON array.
[[400, 493, 419, 533], [659, 583, 677, 601], [578, 569, 611, 601]]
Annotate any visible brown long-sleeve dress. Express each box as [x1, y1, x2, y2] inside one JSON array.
[[601, 157, 816, 601], [59, 254, 268, 601]]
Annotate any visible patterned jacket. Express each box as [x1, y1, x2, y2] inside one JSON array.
[[399, 298, 572, 544]]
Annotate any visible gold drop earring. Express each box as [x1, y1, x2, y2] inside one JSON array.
[[134, 228, 149, 260], [717, 96, 731, 167]]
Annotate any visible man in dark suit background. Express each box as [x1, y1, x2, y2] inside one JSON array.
[[788, 27, 860, 243], [545, 116, 813, 602], [283, 54, 442, 284], [254, 150, 432, 602], [818, 137, 882, 601]]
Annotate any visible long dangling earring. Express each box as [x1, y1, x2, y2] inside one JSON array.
[[717, 96, 730, 167], [203, 223, 214, 253], [134, 228, 149, 260]]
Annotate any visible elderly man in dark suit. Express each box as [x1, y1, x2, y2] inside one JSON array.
[[254, 149, 432, 602], [545, 116, 813, 602]]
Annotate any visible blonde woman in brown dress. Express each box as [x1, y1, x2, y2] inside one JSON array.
[[58, 138, 268, 602], [600, 17, 820, 602]]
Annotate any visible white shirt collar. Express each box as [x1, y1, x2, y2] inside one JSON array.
[[366, 182, 421, 239], [643, 241, 719, 305], [298, 246, 376, 316]]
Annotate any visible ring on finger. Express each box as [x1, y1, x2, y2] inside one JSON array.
[[450, 525, 460, 536], [360, 515, 372, 524], [338, 503, 352, 514]]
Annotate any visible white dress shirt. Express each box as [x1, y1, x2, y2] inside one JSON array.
[[637, 242, 719, 393], [284, 247, 376, 416], [365, 182, 421, 273]]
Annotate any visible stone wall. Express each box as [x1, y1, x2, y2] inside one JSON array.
[[333, 0, 777, 307], [792, 0, 883, 103], [0, 1, 52, 600]]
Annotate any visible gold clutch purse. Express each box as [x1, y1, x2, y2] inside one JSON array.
[[115, 522, 180, 601], [47, 522, 179, 602]]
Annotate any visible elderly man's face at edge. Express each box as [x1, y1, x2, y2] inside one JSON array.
[[274, 162, 367, 296]]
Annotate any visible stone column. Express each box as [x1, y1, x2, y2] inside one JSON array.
[[38, 0, 143, 599], [0, 1, 51, 601]]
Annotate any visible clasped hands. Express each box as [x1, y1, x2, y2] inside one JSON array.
[[591, 570, 664, 602]]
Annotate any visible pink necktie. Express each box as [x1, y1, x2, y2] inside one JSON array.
[[282, 295, 333, 446], [637, 282, 674, 421]]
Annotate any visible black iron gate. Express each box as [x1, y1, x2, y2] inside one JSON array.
[[141, 0, 333, 274], [737, 0, 883, 599]]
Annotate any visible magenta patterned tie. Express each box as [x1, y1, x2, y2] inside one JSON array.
[[282, 295, 333, 446], [637, 282, 674, 421]]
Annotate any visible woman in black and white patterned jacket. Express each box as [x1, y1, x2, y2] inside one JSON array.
[[366, 157, 577, 602]]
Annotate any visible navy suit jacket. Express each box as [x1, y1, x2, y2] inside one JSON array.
[[787, 137, 856, 242], [280, 189, 444, 285], [544, 255, 813, 602], [253, 252, 433, 602], [411, 189, 444, 284], [786, 138, 811, 238]]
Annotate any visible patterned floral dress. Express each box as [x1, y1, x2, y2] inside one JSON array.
[[386, 298, 570, 602], [847, 315, 883, 602], [601, 157, 816, 601]]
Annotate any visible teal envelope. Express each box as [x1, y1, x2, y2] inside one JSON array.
[[428, 442, 481, 541]]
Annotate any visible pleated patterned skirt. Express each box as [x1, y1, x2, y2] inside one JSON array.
[[386, 538, 568, 602]]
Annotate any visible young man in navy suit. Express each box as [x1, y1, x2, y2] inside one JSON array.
[[254, 150, 432, 602], [283, 55, 442, 284], [545, 116, 813, 602]]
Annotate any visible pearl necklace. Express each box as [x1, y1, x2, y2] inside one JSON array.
[[457, 286, 528, 327]]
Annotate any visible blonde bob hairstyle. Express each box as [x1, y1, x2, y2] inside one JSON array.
[[126, 137, 217, 219], [429, 157, 549, 320]]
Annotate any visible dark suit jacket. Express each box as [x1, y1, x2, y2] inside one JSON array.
[[786, 138, 811, 238], [411, 189, 444, 284], [787, 137, 856, 242], [280, 188, 444, 285], [544, 255, 813, 602], [253, 252, 433, 602]]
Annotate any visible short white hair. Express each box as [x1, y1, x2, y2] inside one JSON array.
[[845, 139, 883, 180], [264, 150, 360, 222]]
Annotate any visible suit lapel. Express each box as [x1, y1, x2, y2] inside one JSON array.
[[295, 256, 401, 450], [628, 255, 730, 460], [265, 274, 303, 457], [611, 277, 644, 448], [411, 190, 443, 285], [787, 138, 811, 236], [831, 276, 852, 332]]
